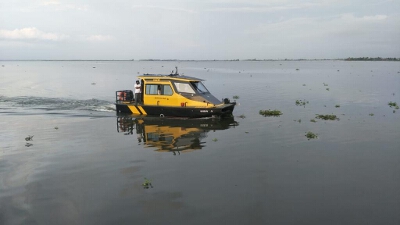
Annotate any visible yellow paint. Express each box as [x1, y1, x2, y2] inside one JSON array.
[[128, 105, 141, 114], [137, 106, 147, 115]]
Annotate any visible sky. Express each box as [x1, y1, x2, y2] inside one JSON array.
[[0, 0, 399, 60]]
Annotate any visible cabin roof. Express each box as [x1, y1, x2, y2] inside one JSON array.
[[137, 74, 204, 82]]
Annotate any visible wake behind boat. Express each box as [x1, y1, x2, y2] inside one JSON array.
[[115, 68, 236, 118]]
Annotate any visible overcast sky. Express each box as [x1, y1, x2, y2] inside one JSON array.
[[1, 0, 399, 60]]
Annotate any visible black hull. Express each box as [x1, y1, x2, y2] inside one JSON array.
[[116, 103, 235, 118]]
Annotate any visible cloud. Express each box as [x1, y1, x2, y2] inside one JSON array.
[[86, 35, 113, 42], [41, 0, 88, 11], [132, 5, 196, 13], [0, 27, 69, 41], [204, 0, 335, 13]]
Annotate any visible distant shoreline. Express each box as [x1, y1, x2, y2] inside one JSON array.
[[1, 57, 399, 62]]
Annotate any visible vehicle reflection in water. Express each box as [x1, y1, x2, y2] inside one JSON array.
[[117, 115, 239, 155]]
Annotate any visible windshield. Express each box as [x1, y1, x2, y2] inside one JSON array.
[[174, 82, 196, 94], [190, 81, 209, 94]]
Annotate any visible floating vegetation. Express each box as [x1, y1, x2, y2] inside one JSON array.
[[25, 143, 33, 147], [326, 88, 330, 91], [335, 104, 340, 108], [305, 132, 318, 140], [142, 178, 153, 189], [238, 114, 246, 119], [388, 101, 399, 108], [369, 113, 374, 116], [295, 99, 309, 106], [25, 135, 34, 141], [233, 95, 240, 100], [259, 109, 282, 117], [54, 126, 59, 130], [310, 119, 317, 123], [212, 138, 218, 142], [296, 68, 300, 71], [302, 84, 306, 86], [315, 114, 339, 120], [323, 83, 329, 86]]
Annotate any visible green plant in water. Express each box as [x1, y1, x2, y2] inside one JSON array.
[[25, 135, 34, 141], [310, 119, 317, 123], [315, 114, 338, 120], [295, 99, 309, 106], [305, 132, 318, 140], [259, 109, 283, 117], [326, 88, 330, 91], [233, 95, 240, 100], [239, 114, 246, 119], [212, 138, 218, 142], [323, 83, 328, 86], [335, 104, 340, 108], [369, 113, 374, 116], [388, 101, 398, 107], [142, 178, 153, 189]]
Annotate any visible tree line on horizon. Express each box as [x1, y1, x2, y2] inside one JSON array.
[[345, 57, 399, 61]]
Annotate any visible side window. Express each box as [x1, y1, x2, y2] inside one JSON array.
[[145, 84, 158, 95], [162, 85, 173, 95], [145, 84, 173, 95]]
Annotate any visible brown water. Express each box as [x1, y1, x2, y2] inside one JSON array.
[[1, 60, 399, 224]]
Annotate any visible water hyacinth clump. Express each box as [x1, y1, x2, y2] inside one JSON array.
[[259, 109, 283, 117], [305, 131, 318, 140], [315, 114, 339, 120], [295, 99, 309, 106], [388, 101, 399, 109], [142, 178, 153, 189]]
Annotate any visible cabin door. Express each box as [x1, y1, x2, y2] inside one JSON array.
[[144, 84, 174, 106]]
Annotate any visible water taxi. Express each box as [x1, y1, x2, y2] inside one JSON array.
[[115, 68, 236, 118]]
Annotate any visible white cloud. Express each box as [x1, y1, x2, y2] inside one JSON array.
[[0, 28, 69, 41], [207, 2, 321, 13], [132, 5, 196, 13], [86, 35, 113, 42], [41, 0, 88, 11]]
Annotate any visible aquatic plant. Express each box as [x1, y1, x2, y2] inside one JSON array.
[[302, 84, 306, 86], [25, 143, 33, 147], [233, 95, 240, 100], [238, 114, 246, 119], [142, 178, 153, 189], [315, 114, 338, 120], [326, 88, 330, 91], [212, 138, 218, 142], [259, 109, 283, 117], [296, 68, 300, 71], [305, 132, 318, 140], [54, 126, 59, 130], [369, 113, 374, 116], [323, 83, 328, 86], [310, 119, 317, 123], [25, 135, 34, 141], [295, 99, 309, 106], [388, 101, 398, 108], [335, 104, 340, 108]]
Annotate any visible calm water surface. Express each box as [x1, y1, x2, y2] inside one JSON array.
[[0, 61, 399, 225]]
